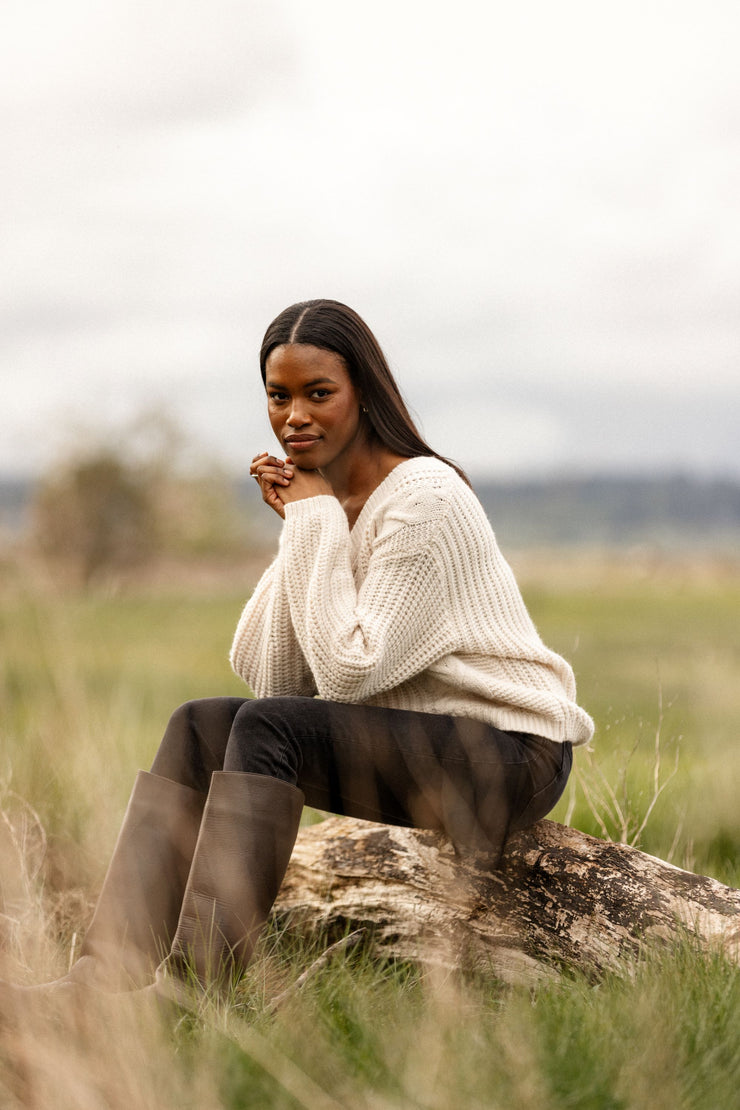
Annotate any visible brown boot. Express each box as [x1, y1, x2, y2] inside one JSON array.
[[154, 772, 304, 995], [8, 771, 206, 995]]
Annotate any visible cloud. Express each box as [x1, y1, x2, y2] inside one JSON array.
[[0, 0, 296, 122], [2, 0, 740, 477]]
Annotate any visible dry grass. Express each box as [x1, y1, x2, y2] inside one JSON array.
[[1, 549, 739, 1108]]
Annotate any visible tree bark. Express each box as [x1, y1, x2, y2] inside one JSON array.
[[274, 816, 740, 983]]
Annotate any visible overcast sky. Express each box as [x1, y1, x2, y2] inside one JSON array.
[[2, 0, 739, 480]]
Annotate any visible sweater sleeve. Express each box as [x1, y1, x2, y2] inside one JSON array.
[[279, 493, 455, 702], [229, 542, 317, 698]]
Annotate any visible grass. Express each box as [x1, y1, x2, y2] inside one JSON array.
[[1, 551, 739, 1108], [530, 573, 740, 880]]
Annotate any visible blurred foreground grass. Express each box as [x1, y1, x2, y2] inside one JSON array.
[[1, 553, 739, 1108]]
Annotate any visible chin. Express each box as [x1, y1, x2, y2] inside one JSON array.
[[289, 443, 333, 466]]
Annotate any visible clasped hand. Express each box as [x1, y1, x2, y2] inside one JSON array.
[[250, 453, 333, 519]]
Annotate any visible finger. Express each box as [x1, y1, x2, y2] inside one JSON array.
[[256, 460, 290, 473], [256, 473, 291, 488], [250, 452, 278, 472], [250, 456, 286, 477], [254, 463, 293, 485]]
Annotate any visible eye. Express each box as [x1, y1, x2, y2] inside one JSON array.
[[267, 390, 289, 403], [310, 388, 332, 400]]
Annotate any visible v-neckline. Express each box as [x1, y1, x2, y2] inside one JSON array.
[[348, 457, 416, 536]]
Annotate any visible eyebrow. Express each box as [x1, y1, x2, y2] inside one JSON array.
[[265, 377, 338, 388]]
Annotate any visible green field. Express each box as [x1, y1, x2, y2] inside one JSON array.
[[1, 559, 739, 1108]]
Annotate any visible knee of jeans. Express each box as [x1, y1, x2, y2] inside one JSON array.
[[166, 697, 225, 743], [224, 698, 301, 781], [150, 700, 211, 788], [153, 698, 236, 787], [158, 700, 200, 757]]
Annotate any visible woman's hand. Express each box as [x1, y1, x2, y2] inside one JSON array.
[[250, 453, 292, 518], [251, 452, 333, 518]]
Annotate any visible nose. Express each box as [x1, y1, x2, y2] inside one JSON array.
[[286, 401, 310, 427]]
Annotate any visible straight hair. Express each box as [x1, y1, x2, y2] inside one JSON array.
[[259, 299, 471, 485]]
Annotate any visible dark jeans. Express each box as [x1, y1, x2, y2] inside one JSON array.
[[150, 697, 572, 864]]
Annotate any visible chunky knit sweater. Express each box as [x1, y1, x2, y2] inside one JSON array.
[[230, 457, 594, 746]]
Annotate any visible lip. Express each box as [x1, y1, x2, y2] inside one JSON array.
[[284, 435, 321, 452]]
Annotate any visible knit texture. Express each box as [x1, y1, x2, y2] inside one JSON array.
[[230, 457, 594, 746]]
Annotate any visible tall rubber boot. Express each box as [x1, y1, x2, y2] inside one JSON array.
[[10, 771, 206, 994], [155, 772, 304, 993]]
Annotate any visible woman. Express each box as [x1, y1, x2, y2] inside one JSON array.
[[9, 299, 593, 1000]]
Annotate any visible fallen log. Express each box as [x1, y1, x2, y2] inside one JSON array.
[[273, 816, 740, 983]]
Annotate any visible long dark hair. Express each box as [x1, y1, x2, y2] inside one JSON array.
[[259, 299, 470, 485]]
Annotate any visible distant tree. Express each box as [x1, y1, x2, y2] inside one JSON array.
[[32, 450, 155, 587], [29, 412, 249, 587]]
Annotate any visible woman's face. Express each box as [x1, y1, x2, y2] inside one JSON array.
[[264, 343, 364, 471]]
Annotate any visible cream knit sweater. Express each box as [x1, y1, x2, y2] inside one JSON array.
[[230, 457, 594, 746]]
